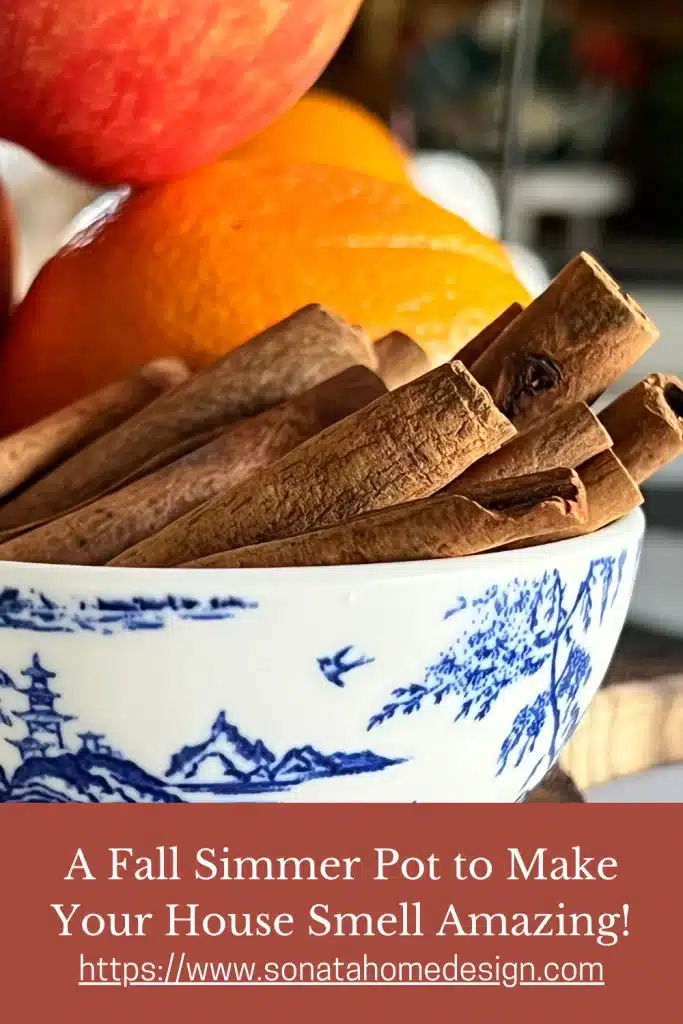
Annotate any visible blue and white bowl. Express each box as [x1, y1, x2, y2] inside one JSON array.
[[0, 509, 644, 804]]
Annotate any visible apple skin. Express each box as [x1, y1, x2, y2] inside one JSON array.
[[0, 179, 13, 336], [0, 0, 361, 186]]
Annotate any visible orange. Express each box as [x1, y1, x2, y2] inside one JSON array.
[[0, 159, 529, 433], [228, 90, 411, 184]]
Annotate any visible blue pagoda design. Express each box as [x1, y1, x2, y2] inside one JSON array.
[[77, 731, 122, 758], [0, 653, 405, 802], [7, 654, 74, 758]]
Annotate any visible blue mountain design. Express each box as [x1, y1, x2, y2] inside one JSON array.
[[0, 655, 406, 802], [7, 750, 180, 803], [0, 588, 65, 632], [165, 712, 404, 794], [167, 711, 277, 780], [0, 587, 257, 634]]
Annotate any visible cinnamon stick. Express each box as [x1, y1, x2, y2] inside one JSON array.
[[375, 332, 430, 388], [181, 469, 587, 568], [565, 449, 644, 535], [0, 305, 375, 529], [598, 374, 683, 484], [97, 427, 229, 492], [505, 449, 643, 547], [0, 357, 189, 501], [470, 253, 658, 430], [0, 426, 235, 547], [449, 467, 590, 511], [115, 362, 386, 488], [110, 360, 516, 568], [455, 302, 524, 369], [0, 367, 387, 566], [450, 401, 612, 487]]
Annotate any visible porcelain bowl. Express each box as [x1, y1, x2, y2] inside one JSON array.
[[0, 509, 644, 804]]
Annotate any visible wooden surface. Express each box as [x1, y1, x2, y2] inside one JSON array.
[[524, 636, 683, 800], [503, 671, 683, 802], [561, 675, 683, 792]]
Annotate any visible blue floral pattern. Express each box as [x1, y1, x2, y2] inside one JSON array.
[[368, 552, 627, 785]]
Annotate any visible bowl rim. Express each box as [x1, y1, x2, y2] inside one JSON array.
[[0, 508, 645, 584]]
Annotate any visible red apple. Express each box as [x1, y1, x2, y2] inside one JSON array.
[[0, 179, 13, 336], [0, 0, 361, 186]]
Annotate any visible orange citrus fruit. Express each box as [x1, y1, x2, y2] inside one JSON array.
[[0, 159, 529, 434], [228, 90, 411, 184]]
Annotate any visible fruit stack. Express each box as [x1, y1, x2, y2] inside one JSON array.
[[0, 0, 528, 436]]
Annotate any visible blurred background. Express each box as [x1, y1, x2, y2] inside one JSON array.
[[2, 0, 683, 797]]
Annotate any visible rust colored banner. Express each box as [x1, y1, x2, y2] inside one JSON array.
[[0, 804, 679, 1019]]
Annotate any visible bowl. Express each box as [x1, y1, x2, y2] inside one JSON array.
[[0, 509, 644, 804]]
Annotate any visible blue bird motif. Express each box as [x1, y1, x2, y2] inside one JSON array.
[[0, 656, 405, 803], [317, 646, 375, 687]]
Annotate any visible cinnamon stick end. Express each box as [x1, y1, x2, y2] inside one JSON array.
[[599, 373, 683, 484], [137, 357, 191, 391], [375, 332, 431, 389], [576, 251, 659, 341], [455, 467, 588, 519], [653, 375, 683, 425]]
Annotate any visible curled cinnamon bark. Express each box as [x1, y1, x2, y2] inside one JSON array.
[[471, 253, 658, 430], [0, 367, 387, 566], [0, 426, 227, 546], [455, 302, 524, 369], [505, 450, 643, 547], [599, 374, 683, 484], [182, 469, 587, 568], [110, 360, 515, 568], [0, 305, 375, 529], [375, 332, 430, 388], [0, 357, 189, 501], [451, 402, 611, 487]]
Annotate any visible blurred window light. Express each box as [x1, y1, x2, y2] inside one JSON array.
[[409, 151, 502, 237]]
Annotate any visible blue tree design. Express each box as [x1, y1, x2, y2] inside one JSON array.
[[368, 552, 627, 779], [0, 668, 16, 727]]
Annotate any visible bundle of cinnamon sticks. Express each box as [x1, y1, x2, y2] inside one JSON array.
[[0, 252, 680, 570]]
